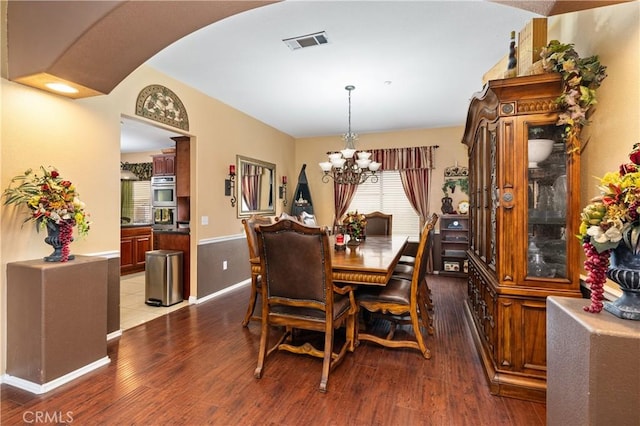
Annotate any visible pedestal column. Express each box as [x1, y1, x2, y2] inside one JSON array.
[[547, 296, 640, 426], [6, 255, 110, 393]]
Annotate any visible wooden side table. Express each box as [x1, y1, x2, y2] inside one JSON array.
[[6, 255, 110, 393]]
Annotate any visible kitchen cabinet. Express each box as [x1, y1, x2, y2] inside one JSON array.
[[174, 136, 190, 197], [461, 73, 582, 402], [440, 214, 469, 277], [120, 226, 153, 275], [152, 154, 175, 176]]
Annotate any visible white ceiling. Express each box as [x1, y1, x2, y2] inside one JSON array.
[[122, 0, 540, 152]]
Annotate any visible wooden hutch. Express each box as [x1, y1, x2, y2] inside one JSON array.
[[461, 73, 582, 402]]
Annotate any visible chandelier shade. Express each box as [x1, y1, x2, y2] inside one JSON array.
[[319, 85, 381, 185]]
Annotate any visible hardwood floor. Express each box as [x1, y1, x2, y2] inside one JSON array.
[[1, 275, 546, 425]]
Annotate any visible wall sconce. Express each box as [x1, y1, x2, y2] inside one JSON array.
[[279, 175, 288, 206], [225, 164, 236, 207]]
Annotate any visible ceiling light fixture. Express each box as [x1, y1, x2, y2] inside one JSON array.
[[319, 85, 380, 185], [45, 82, 79, 94]]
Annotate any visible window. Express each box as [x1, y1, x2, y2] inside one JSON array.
[[347, 171, 420, 239], [132, 181, 152, 224], [122, 181, 152, 224]]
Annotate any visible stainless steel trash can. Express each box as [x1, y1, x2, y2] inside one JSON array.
[[145, 250, 183, 307]]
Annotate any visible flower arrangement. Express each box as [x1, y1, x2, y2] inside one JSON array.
[[342, 211, 367, 240], [578, 144, 640, 313], [540, 40, 607, 154], [3, 166, 91, 237]]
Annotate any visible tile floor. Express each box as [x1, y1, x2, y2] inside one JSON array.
[[120, 272, 188, 331]]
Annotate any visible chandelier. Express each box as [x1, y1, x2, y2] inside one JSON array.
[[319, 85, 381, 185]]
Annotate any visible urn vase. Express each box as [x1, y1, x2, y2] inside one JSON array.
[[605, 243, 640, 320], [44, 221, 75, 262]]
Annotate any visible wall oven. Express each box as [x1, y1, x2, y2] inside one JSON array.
[[152, 206, 177, 230], [151, 175, 176, 207]]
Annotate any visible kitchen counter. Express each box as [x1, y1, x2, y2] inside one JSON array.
[[121, 223, 152, 228], [153, 228, 190, 235]]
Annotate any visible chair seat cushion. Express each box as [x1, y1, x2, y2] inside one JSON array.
[[357, 278, 411, 305], [398, 255, 415, 265], [271, 293, 351, 321], [392, 263, 414, 281]]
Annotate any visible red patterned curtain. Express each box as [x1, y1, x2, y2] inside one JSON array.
[[333, 182, 358, 230], [370, 146, 437, 228], [241, 164, 263, 211]]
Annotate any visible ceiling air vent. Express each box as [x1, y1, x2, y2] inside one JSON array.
[[283, 31, 329, 51]]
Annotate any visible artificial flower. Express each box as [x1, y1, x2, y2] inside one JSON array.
[[342, 211, 367, 240], [540, 40, 607, 154], [3, 166, 90, 236], [578, 144, 640, 312]]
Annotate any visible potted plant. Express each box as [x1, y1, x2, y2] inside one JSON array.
[[3, 166, 90, 262], [579, 144, 640, 320]]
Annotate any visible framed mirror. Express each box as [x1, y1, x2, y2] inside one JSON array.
[[236, 155, 276, 218]]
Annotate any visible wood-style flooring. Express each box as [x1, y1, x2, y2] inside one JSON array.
[[1, 275, 546, 425]]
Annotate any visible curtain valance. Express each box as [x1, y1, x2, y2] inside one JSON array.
[[370, 146, 437, 170], [121, 162, 153, 181]]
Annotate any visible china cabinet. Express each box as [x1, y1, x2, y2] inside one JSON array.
[[461, 73, 582, 402], [440, 214, 469, 277]]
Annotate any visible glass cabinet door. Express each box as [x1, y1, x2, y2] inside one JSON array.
[[526, 123, 567, 279]]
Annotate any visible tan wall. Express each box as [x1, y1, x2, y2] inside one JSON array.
[[121, 151, 160, 164], [294, 127, 468, 228], [547, 2, 640, 210]]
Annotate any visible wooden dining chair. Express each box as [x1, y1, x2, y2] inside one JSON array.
[[241, 214, 272, 326], [253, 219, 358, 392], [393, 214, 439, 330], [356, 219, 435, 359], [363, 211, 393, 236], [398, 212, 439, 266]]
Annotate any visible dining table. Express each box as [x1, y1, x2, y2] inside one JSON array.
[[330, 235, 408, 286]]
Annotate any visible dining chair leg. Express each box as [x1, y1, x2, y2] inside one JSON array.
[[319, 326, 333, 393], [346, 310, 357, 352], [242, 275, 259, 327], [254, 306, 269, 378], [411, 305, 431, 359]]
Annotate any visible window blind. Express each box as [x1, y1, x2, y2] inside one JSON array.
[[132, 181, 152, 224], [347, 171, 420, 239]]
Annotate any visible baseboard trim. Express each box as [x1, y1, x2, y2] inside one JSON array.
[[193, 279, 250, 305], [2, 356, 111, 394]]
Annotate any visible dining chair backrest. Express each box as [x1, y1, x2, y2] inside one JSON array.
[[242, 215, 272, 259], [364, 211, 393, 236], [414, 222, 435, 287], [257, 219, 332, 306]]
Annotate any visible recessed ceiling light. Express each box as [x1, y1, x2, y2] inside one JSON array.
[[13, 73, 104, 99], [45, 82, 79, 94]]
